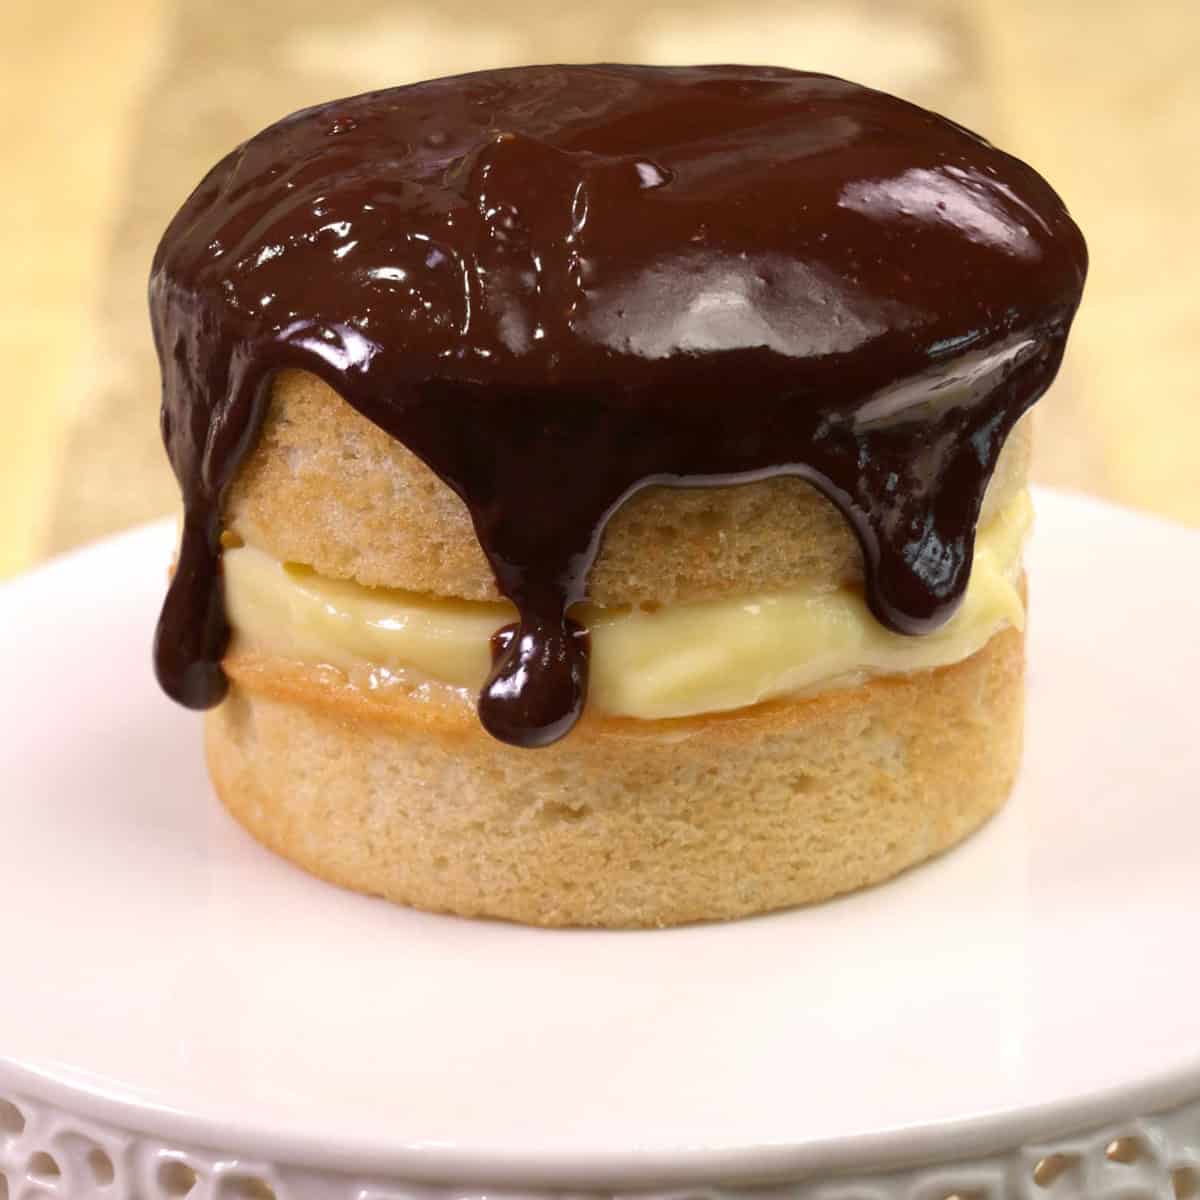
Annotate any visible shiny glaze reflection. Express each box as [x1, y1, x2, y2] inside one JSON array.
[[151, 64, 1087, 747]]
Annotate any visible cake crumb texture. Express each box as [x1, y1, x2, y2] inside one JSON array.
[[208, 626, 1023, 927], [225, 369, 1032, 606]]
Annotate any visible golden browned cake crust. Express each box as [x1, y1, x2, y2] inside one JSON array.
[[207, 625, 1024, 928], [224, 370, 1033, 604]]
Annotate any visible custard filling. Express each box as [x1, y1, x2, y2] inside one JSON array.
[[223, 491, 1031, 720]]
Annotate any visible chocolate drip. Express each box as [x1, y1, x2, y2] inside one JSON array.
[[151, 65, 1087, 746], [486, 619, 590, 747]]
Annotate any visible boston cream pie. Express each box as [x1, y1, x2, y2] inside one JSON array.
[[151, 65, 1086, 925]]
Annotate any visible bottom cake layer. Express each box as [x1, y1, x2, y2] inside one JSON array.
[[208, 625, 1024, 928]]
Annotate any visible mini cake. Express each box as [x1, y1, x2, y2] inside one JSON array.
[[151, 65, 1086, 927]]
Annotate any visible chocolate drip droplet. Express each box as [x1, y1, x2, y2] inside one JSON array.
[[484, 618, 590, 748], [154, 510, 230, 709]]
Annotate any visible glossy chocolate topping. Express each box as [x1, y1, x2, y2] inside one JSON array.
[[151, 64, 1086, 747]]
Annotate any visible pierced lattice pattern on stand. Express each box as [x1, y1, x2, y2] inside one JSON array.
[[2, 1087, 1200, 1199]]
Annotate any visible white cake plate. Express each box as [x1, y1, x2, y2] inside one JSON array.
[[2, 487, 1199, 1200]]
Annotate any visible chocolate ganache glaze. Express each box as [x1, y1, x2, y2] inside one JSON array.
[[151, 64, 1087, 748]]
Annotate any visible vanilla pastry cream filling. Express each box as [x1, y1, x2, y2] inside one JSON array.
[[223, 491, 1032, 720]]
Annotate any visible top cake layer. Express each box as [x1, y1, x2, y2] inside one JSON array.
[[150, 65, 1087, 746]]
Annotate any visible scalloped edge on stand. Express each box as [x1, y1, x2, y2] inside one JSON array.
[[2, 1081, 1200, 1200]]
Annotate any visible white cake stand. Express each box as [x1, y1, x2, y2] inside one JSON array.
[[1, 488, 1198, 1200]]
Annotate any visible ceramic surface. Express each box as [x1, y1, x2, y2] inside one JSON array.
[[3, 1079, 1200, 1198], [0, 488, 1197, 1190]]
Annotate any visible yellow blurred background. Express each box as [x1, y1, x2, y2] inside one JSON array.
[[2, 0, 1197, 579]]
